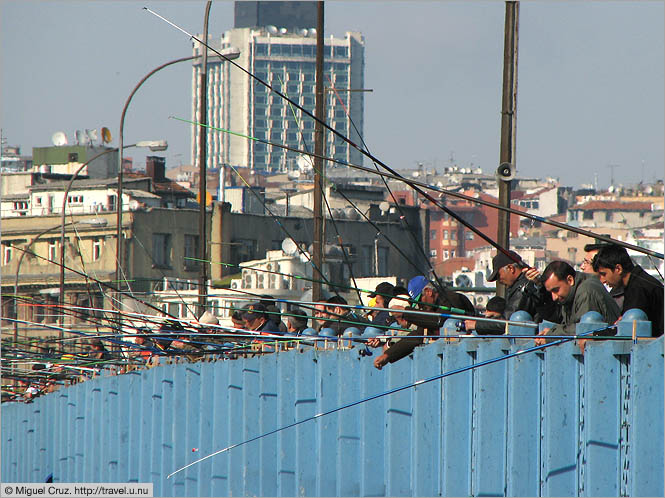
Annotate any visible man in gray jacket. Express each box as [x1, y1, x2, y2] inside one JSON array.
[[535, 260, 620, 345]]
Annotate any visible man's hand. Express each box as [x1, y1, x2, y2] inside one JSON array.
[[523, 267, 541, 282], [464, 320, 476, 331], [534, 328, 550, 346], [374, 353, 389, 370], [367, 337, 382, 348], [578, 339, 587, 355]]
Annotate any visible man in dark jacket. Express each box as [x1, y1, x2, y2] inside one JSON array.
[[326, 295, 369, 335], [373, 276, 475, 369], [464, 250, 558, 334], [367, 281, 395, 328], [593, 245, 663, 336], [535, 261, 621, 345]]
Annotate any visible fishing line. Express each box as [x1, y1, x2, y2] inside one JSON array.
[[325, 75, 444, 288], [167, 324, 613, 478], [278, 73, 363, 302], [225, 162, 341, 296], [143, 9, 524, 267], [170, 115, 662, 260]]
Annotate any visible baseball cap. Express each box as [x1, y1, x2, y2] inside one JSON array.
[[407, 276, 429, 300], [487, 250, 524, 282], [368, 281, 395, 298]]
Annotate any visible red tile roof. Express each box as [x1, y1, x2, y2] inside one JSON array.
[[569, 200, 652, 211]]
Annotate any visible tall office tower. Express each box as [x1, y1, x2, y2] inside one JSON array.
[[191, 2, 365, 173]]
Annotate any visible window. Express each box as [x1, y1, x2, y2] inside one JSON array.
[[429, 249, 437, 258], [2, 244, 12, 265], [443, 230, 449, 240], [13, 201, 28, 211], [377, 247, 389, 275], [443, 250, 449, 259], [465, 231, 474, 240], [583, 210, 593, 220], [184, 234, 199, 269], [48, 240, 57, 262], [67, 195, 83, 204], [92, 239, 102, 261], [68, 152, 79, 162], [605, 211, 612, 222], [361, 245, 373, 275], [255, 43, 268, 56], [107, 195, 116, 211], [35, 197, 42, 205], [451, 231, 457, 241], [152, 233, 171, 267], [450, 250, 456, 258]]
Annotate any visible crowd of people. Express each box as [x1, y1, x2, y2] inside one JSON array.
[[8, 244, 663, 402]]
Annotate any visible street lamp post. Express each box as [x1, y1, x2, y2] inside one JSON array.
[[116, 56, 196, 315], [59, 142, 166, 330], [114, 49, 239, 318]]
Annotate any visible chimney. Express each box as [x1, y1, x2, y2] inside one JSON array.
[[146, 156, 166, 181]]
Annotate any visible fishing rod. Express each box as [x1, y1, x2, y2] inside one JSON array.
[[150, 11, 526, 270], [167, 323, 615, 478], [323, 75, 445, 290], [10, 244, 187, 326], [225, 162, 342, 297], [278, 75, 364, 303], [171, 115, 663, 261], [144, 8, 527, 269], [176, 114, 523, 273]]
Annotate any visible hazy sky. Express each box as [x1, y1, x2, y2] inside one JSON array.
[[2, 1, 663, 188]]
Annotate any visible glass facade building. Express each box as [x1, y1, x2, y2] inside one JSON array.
[[192, 27, 365, 173]]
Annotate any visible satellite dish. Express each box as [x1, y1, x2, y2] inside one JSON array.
[[85, 129, 98, 143], [75, 130, 89, 145], [51, 131, 67, 146], [279, 27, 287, 34], [296, 154, 313, 173], [299, 28, 308, 36], [266, 25, 278, 34], [281, 238, 297, 256], [101, 127, 112, 144], [299, 251, 310, 263], [308, 28, 317, 37], [379, 201, 390, 212], [287, 169, 301, 180]]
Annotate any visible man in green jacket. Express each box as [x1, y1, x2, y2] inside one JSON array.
[[535, 260, 620, 345]]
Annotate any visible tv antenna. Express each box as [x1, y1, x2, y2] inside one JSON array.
[[607, 163, 619, 187]]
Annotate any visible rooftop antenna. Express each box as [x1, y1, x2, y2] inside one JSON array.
[[607, 163, 619, 187]]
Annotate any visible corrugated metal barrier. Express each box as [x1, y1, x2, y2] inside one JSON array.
[[2, 337, 663, 496]]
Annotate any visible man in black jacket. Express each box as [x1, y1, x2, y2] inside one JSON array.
[[593, 245, 663, 336], [464, 250, 558, 334], [373, 276, 475, 369]]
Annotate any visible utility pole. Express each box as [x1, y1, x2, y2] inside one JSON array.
[[197, 1, 212, 317], [497, 1, 519, 298], [312, 1, 325, 302]]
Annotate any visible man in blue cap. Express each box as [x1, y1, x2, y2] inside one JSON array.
[[372, 276, 474, 369]]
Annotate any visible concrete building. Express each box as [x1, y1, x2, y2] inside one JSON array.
[[209, 200, 429, 290], [32, 145, 118, 178], [191, 3, 365, 172], [1, 145, 32, 172], [567, 200, 660, 228], [1, 207, 202, 342]]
